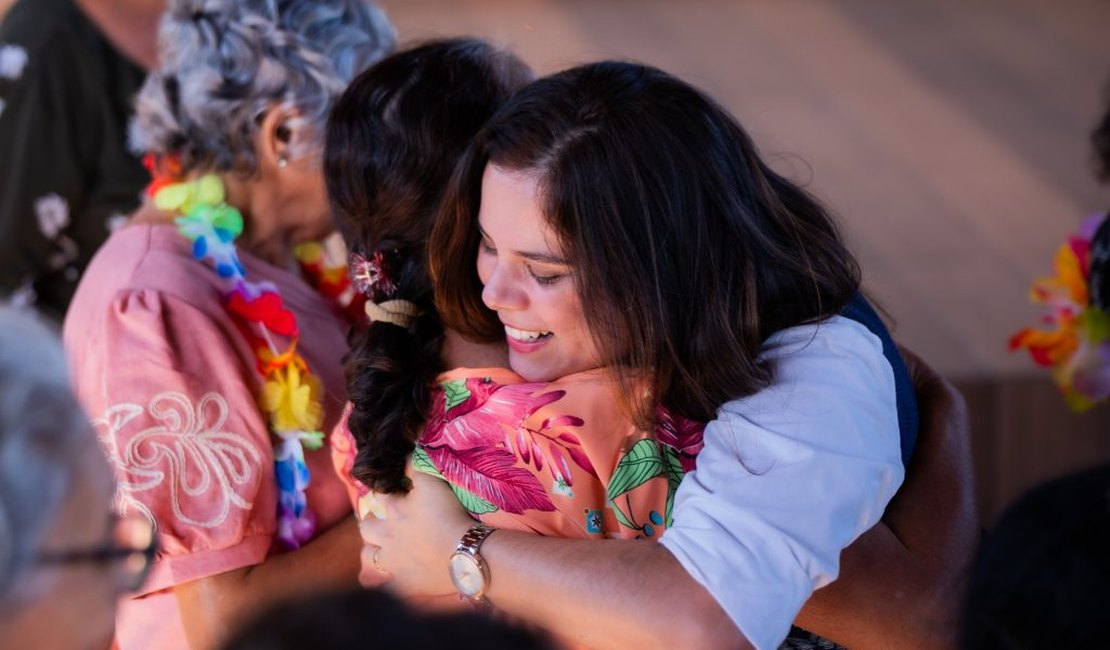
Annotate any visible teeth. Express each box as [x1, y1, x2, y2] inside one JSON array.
[[505, 325, 551, 342]]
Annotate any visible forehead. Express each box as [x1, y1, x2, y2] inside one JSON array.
[[478, 165, 563, 253]]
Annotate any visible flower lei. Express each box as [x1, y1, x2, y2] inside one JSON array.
[[144, 156, 353, 549], [1010, 212, 1110, 411]]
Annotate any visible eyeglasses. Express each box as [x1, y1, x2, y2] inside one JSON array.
[[37, 512, 158, 593]]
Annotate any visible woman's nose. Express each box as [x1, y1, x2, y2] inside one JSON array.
[[481, 261, 526, 312]]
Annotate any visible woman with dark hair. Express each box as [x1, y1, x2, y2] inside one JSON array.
[[324, 38, 531, 508], [340, 60, 966, 649], [62, 1, 395, 648]]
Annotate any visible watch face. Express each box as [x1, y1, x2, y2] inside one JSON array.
[[449, 552, 484, 598]]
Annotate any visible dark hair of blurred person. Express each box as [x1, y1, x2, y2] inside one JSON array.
[[962, 462, 1110, 649], [221, 587, 557, 650]]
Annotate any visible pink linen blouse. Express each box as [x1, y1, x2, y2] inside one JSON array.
[[64, 223, 352, 650]]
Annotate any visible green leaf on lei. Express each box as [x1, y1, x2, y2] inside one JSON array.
[[1081, 307, 1110, 344], [299, 431, 325, 451]]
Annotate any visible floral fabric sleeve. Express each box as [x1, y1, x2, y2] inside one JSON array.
[[79, 288, 278, 594]]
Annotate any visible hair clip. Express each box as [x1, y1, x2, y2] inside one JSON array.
[[349, 250, 397, 299]]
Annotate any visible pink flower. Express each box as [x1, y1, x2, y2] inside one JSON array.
[[655, 409, 705, 474]]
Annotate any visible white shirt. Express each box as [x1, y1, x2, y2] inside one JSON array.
[[659, 316, 904, 650]]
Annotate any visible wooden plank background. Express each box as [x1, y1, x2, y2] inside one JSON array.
[[375, 0, 1110, 522], [5, 0, 1109, 521]]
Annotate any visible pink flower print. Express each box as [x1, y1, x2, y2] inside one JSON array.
[[655, 409, 705, 474]]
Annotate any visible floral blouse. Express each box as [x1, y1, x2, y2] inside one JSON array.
[[334, 367, 705, 541]]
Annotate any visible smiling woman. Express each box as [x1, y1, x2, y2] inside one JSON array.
[[475, 167, 600, 382], [338, 58, 921, 650]]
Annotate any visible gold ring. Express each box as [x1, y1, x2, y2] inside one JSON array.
[[372, 546, 385, 573]]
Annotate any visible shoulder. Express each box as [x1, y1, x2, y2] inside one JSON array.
[[73, 223, 226, 315], [709, 315, 901, 468]]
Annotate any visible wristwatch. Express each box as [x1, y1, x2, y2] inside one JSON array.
[[448, 523, 496, 603]]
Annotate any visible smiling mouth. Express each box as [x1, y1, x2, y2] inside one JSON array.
[[504, 325, 553, 342]]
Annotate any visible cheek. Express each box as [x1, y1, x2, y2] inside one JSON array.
[[476, 252, 493, 285]]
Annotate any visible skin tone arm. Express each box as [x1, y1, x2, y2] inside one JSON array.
[[794, 347, 979, 649], [361, 345, 975, 650], [363, 471, 749, 650], [176, 517, 362, 650]]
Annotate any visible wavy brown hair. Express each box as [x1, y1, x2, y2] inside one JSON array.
[[431, 61, 861, 428]]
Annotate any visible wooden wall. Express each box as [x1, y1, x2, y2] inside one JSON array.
[[4, 0, 1109, 522]]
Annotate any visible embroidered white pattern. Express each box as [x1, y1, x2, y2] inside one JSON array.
[[34, 193, 69, 239], [0, 44, 28, 80], [93, 391, 264, 529]]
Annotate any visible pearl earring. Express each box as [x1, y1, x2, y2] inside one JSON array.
[[277, 156, 288, 168]]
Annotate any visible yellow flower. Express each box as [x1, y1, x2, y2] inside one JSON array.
[[262, 359, 324, 433], [153, 174, 225, 215]]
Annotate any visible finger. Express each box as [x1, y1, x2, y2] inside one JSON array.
[[358, 515, 381, 544], [359, 544, 392, 586], [358, 491, 387, 520]]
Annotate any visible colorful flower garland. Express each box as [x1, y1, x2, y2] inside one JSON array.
[[145, 156, 354, 549], [1010, 212, 1110, 411]]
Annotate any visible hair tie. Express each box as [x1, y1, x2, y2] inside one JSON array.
[[365, 299, 419, 328]]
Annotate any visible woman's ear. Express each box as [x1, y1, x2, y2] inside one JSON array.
[[256, 104, 302, 171]]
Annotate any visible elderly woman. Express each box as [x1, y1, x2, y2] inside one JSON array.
[[62, 1, 394, 648], [0, 307, 155, 650]]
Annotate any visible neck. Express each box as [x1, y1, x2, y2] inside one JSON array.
[[222, 174, 299, 272], [133, 172, 299, 272], [74, 0, 163, 70], [440, 329, 510, 370]]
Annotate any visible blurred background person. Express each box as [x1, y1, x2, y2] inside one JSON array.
[[0, 306, 156, 650], [0, 0, 165, 319]]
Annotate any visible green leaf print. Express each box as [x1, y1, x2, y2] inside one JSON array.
[[607, 439, 665, 502], [412, 447, 498, 516], [610, 501, 637, 530], [411, 446, 445, 479], [662, 445, 685, 528], [449, 484, 498, 515], [443, 379, 472, 411]]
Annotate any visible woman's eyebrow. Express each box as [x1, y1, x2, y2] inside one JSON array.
[[477, 225, 569, 265]]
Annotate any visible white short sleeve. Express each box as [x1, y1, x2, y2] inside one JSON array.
[[658, 316, 904, 650]]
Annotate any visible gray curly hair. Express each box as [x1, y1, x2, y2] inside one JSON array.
[[131, 0, 395, 174], [0, 308, 93, 606]]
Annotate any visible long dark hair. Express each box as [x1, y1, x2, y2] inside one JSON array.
[[324, 39, 532, 494], [431, 61, 861, 428]]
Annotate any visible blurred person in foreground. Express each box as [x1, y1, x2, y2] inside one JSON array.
[[221, 587, 557, 650], [0, 306, 156, 650]]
